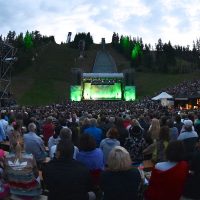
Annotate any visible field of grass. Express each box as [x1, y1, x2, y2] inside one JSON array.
[[135, 72, 200, 98], [11, 43, 200, 105]]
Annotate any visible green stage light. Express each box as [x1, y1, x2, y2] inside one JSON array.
[[70, 86, 82, 101], [131, 43, 142, 60], [124, 86, 136, 101]]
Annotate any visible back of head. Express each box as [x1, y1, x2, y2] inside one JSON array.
[[183, 119, 193, 132], [107, 146, 132, 171], [28, 122, 37, 132], [106, 127, 119, 139], [90, 118, 97, 127], [159, 126, 170, 141], [59, 127, 72, 141], [10, 133, 24, 160], [166, 141, 185, 162], [129, 125, 142, 136], [56, 139, 74, 160], [79, 134, 96, 151]]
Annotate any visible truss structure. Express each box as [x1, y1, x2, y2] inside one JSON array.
[[0, 42, 17, 106]]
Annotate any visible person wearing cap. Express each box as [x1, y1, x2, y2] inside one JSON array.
[[178, 119, 199, 160]]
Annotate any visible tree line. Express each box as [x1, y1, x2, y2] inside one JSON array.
[[112, 32, 200, 73], [0, 30, 55, 73]]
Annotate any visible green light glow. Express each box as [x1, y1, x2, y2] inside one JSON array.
[[83, 83, 122, 100], [70, 85, 82, 101], [24, 32, 33, 49], [124, 86, 136, 101], [131, 43, 142, 60], [121, 36, 130, 49]]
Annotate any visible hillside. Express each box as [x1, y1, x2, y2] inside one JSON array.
[[11, 43, 200, 105]]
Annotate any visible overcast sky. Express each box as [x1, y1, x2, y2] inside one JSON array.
[[0, 0, 200, 47]]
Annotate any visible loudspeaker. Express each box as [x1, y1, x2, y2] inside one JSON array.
[[124, 72, 134, 86]]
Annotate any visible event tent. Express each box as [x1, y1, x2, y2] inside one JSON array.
[[152, 92, 173, 100]]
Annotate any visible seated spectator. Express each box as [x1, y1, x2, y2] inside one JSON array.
[[0, 149, 9, 199], [194, 113, 200, 137], [42, 116, 55, 146], [50, 127, 79, 159], [155, 126, 170, 162], [100, 127, 120, 164], [145, 141, 189, 200], [77, 134, 104, 171], [178, 120, 199, 160], [100, 146, 141, 200], [43, 139, 95, 200], [24, 123, 46, 163], [124, 124, 147, 164], [77, 134, 104, 187], [4, 134, 41, 199], [182, 151, 200, 199], [84, 118, 103, 147], [167, 119, 178, 141], [48, 125, 62, 151]]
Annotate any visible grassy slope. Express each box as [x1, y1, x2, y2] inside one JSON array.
[[11, 43, 200, 105]]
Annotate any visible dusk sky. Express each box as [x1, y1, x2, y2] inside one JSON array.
[[0, 0, 200, 47]]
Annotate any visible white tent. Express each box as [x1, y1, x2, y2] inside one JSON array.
[[152, 92, 173, 106], [152, 92, 173, 100]]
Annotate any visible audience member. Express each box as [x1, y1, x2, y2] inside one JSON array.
[[100, 146, 141, 200]]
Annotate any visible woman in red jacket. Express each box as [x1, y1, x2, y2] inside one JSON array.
[[145, 141, 189, 200]]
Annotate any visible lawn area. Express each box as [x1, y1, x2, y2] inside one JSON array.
[[135, 71, 200, 98]]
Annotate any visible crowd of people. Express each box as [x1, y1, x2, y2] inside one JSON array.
[[0, 79, 199, 199], [159, 79, 200, 97], [0, 100, 199, 199]]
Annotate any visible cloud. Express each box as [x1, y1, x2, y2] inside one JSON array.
[[0, 0, 200, 46]]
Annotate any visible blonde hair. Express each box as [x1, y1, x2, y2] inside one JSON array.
[[10, 132, 24, 160], [149, 118, 160, 140], [107, 146, 132, 171]]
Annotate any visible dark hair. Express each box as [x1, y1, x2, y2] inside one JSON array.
[[54, 125, 62, 139], [56, 139, 74, 159], [159, 126, 170, 141], [166, 141, 185, 162], [175, 115, 182, 123], [107, 127, 119, 139], [79, 134, 96, 151], [167, 119, 174, 128], [190, 152, 200, 174], [129, 125, 142, 136]]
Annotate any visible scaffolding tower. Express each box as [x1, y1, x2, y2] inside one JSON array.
[[0, 41, 17, 107]]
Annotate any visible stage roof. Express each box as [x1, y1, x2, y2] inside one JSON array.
[[82, 73, 124, 78]]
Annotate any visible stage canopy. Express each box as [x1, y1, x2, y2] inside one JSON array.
[[152, 92, 173, 100]]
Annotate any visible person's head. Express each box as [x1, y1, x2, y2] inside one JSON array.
[[167, 119, 174, 128], [79, 134, 96, 151], [56, 139, 74, 160], [28, 123, 37, 132], [149, 118, 160, 140], [59, 127, 72, 141], [183, 119, 193, 132], [107, 146, 132, 171], [90, 118, 97, 127], [159, 126, 170, 141], [166, 141, 185, 162], [129, 125, 142, 136], [10, 133, 24, 160], [175, 115, 182, 123], [106, 127, 119, 139]]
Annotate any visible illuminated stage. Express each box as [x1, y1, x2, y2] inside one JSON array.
[[70, 73, 136, 101]]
